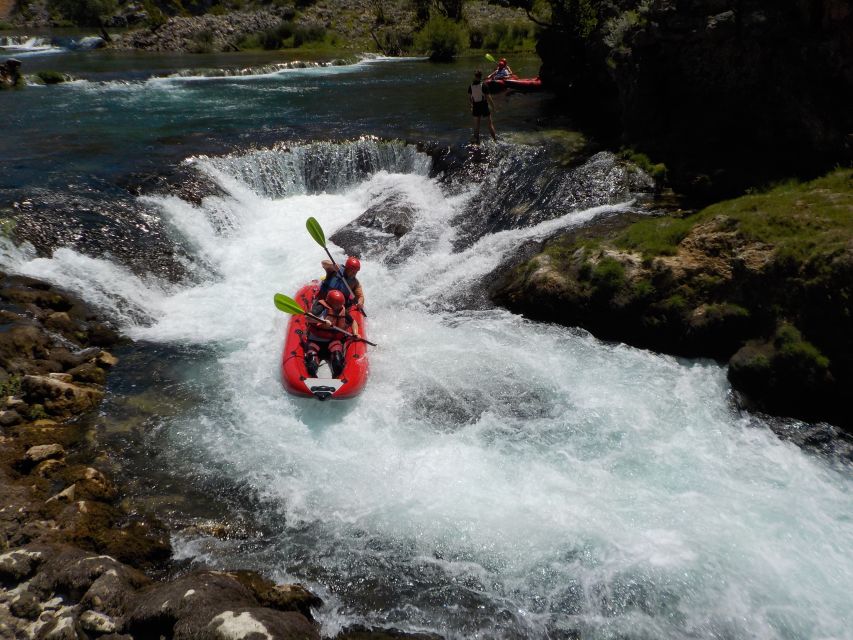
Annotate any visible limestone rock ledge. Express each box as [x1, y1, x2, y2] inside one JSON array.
[[494, 199, 852, 429]]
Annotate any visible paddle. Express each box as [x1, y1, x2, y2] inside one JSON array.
[[305, 216, 367, 317], [273, 293, 377, 347], [484, 53, 496, 63]]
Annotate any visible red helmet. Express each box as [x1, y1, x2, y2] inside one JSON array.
[[498, 58, 507, 67], [326, 289, 345, 310], [345, 256, 361, 272]]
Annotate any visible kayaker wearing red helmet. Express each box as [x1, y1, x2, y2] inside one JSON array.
[[487, 57, 514, 81], [318, 255, 365, 310], [304, 289, 360, 378]]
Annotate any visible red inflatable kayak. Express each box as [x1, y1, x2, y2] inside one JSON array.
[[484, 76, 543, 93], [281, 281, 369, 400]]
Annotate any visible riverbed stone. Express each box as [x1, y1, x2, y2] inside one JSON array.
[[0, 549, 44, 582], [24, 444, 66, 466], [79, 610, 116, 634], [37, 613, 81, 640], [229, 571, 322, 620], [10, 589, 41, 619], [174, 606, 320, 640], [22, 375, 104, 417], [0, 410, 23, 427]]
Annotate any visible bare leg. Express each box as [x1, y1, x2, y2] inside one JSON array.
[[488, 115, 497, 141]]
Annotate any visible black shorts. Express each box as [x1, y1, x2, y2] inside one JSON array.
[[471, 100, 490, 117]]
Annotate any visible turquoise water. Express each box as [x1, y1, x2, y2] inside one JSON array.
[[2, 48, 852, 640], [1, 51, 547, 196]]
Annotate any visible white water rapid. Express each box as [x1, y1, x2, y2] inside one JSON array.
[[2, 142, 852, 640]]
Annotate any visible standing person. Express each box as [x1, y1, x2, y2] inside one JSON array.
[[487, 57, 514, 81], [468, 70, 496, 145]]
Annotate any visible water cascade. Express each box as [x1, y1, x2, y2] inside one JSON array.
[[2, 139, 852, 640]]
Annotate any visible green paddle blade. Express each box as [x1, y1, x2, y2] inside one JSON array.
[[306, 217, 326, 247], [273, 293, 306, 315], [484, 53, 496, 63]]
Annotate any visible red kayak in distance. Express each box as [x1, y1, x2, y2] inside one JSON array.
[[484, 76, 543, 94], [281, 281, 369, 401]]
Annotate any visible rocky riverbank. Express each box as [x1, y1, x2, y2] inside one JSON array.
[[0, 272, 422, 640], [493, 168, 853, 430]]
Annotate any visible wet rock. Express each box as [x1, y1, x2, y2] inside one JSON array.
[[229, 571, 322, 620], [55, 502, 171, 569], [330, 188, 417, 261], [0, 548, 44, 582], [78, 610, 116, 634], [37, 613, 82, 640], [29, 546, 148, 603], [95, 351, 118, 368], [0, 410, 23, 427], [174, 607, 319, 640], [32, 459, 67, 479], [10, 590, 42, 619], [0, 325, 52, 364], [24, 444, 66, 466], [46, 485, 77, 505], [336, 625, 443, 640], [44, 313, 76, 334], [80, 565, 151, 618], [22, 375, 104, 417], [63, 467, 117, 502], [66, 362, 106, 386]]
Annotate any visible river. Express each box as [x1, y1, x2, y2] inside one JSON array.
[[1, 47, 852, 639]]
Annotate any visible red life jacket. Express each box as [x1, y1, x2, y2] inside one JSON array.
[[308, 300, 352, 342]]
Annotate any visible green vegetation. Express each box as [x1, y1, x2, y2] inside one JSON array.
[[590, 256, 625, 292], [190, 28, 216, 53], [469, 19, 535, 52], [0, 375, 22, 398], [48, 0, 117, 25], [619, 147, 666, 182], [775, 322, 830, 368], [0, 21, 14, 30], [615, 168, 853, 260], [700, 169, 853, 261], [615, 216, 692, 257], [415, 12, 467, 61], [35, 70, 68, 84], [238, 18, 328, 50]]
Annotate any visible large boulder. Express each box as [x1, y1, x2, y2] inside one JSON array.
[[124, 571, 319, 640], [330, 188, 418, 262]]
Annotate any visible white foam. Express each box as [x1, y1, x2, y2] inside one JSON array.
[[2, 144, 852, 639]]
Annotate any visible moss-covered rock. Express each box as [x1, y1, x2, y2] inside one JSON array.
[[494, 169, 853, 428]]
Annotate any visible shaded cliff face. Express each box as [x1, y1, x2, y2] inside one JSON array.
[[536, 0, 853, 199]]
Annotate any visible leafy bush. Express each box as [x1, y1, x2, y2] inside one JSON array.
[[48, 0, 117, 25], [0, 21, 14, 30], [591, 257, 625, 292], [142, 0, 168, 27], [480, 20, 534, 52], [415, 13, 466, 62], [190, 28, 216, 53], [293, 23, 326, 47], [0, 375, 22, 398], [36, 70, 68, 84]]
